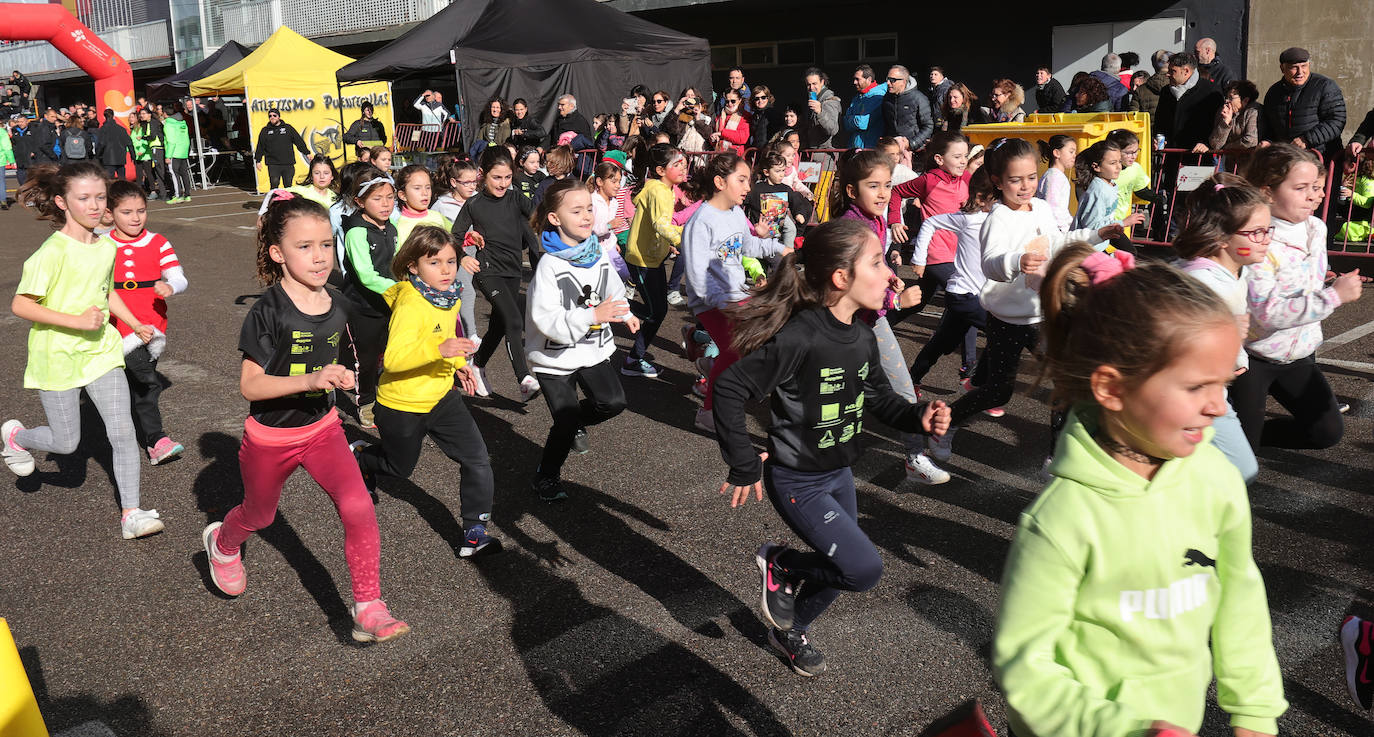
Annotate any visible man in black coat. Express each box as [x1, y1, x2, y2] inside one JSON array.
[[31, 107, 60, 166], [1261, 47, 1347, 159], [254, 107, 311, 189], [94, 108, 136, 180], [1194, 38, 1236, 88], [882, 65, 934, 155], [1155, 53, 1223, 150], [1032, 67, 1066, 114], [547, 94, 594, 150]]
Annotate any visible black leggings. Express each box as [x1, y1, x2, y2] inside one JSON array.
[[886, 261, 977, 371], [359, 391, 494, 528], [909, 290, 987, 385], [1229, 353, 1343, 450], [536, 360, 627, 478], [627, 262, 668, 361], [950, 316, 1038, 426], [266, 164, 294, 189], [473, 274, 530, 378], [345, 311, 388, 407], [124, 344, 166, 445]]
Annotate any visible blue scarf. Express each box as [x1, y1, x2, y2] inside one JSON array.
[[541, 230, 602, 268], [408, 273, 459, 310]]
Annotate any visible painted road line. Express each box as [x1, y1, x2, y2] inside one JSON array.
[[1318, 319, 1374, 352], [176, 211, 260, 221], [1315, 357, 1374, 374]]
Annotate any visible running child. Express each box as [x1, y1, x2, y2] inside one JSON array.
[[1174, 173, 1268, 483], [713, 219, 951, 676], [340, 166, 398, 427], [993, 244, 1286, 737], [351, 225, 499, 558], [432, 157, 483, 342], [681, 152, 787, 434], [2, 163, 164, 539], [1072, 140, 1146, 251], [1234, 143, 1362, 450], [621, 142, 688, 378], [1106, 129, 1163, 237], [451, 147, 542, 401], [106, 179, 189, 465], [202, 194, 409, 642], [392, 164, 451, 248], [1034, 135, 1076, 233], [590, 159, 632, 281], [525, 179, 639, 502], [930, 138, 1118, 462]]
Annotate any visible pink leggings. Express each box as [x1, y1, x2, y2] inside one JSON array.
[[216, 411, 381, 602], [698, 308, 740, 412]]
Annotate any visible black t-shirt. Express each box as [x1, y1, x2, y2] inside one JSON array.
[[450, 187, 538, 279], [238, 283, 350, 428], [712, 307, 926, 484], [514, 170, 545, 201]]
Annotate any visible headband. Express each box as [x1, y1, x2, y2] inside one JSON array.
[[1080, 249, 1135, 285], [270, 189, 296, 203], [357, 175, 394, 198]]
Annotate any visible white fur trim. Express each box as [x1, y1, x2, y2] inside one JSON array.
[[123, 328, 167, 360]]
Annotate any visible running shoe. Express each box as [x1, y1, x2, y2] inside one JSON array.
[[519, 374, 542, 402], [768, 627, 827, 677], [666, 290, 685, 306], [348, 440, 378, 498], [201, 521, 245, 596], [358, 403, 376, 429], [121, 508, 164, 539], [620, 357, 659, 378], [2, 419, 34, 476], [531, 474, 568, 502], [572, 428, 590, 455], [472, 366, 491, 397], [985, 407, 1006, 418], [905, 452, 951, 485], [351, 600, 410, 643], [694, 356, 714, 378], [960, 377, 974, 392], [755, 543, 797, 631], [928, 427, 957, 462], [691, 378, 708, 398], [1339, 402, 1352, 414], [459, 523, 503, 558], [1342, 615, 1373, 711], [148, 436, 184, 465], [694, 407, 715, 435]]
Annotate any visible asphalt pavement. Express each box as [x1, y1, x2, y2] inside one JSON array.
[[1, 187, 1372, 736]]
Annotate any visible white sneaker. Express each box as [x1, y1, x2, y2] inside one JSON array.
[[472, 366, 491, 397], [121, 508, 165, 539], [1, 419, 34, 476], [694, 407, 715, 434], [927, 427, 957, 462], [905, 452, 950, 484], [519, 374, 541, 402], [1038, 455, 1054, 483], [666, 290, 685, 306]]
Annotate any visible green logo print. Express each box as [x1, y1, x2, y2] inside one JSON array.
[[857, 361, 869, 381], [818, 429, 836, 449]]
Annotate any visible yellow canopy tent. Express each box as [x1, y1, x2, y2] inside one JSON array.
[[191, 26, 393, 192]]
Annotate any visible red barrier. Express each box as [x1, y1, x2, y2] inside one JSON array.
[[393, 119, 461, 153], [1332, 151, 1374, 255]]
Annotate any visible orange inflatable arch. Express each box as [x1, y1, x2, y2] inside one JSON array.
[[0, 4, 135, 129]]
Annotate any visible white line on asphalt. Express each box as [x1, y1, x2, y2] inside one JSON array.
[[1316, 357, 1374, 373], [176, 211, 258, 221], [1319, 319, 1374, 352], [155, 198, 258, 211]]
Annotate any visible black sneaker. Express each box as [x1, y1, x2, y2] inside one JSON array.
[[572, 428, 590, 455], [1342, 615, 1373, 710], [531, 474, 568, 502], [349, 440, 379, 503], [459, 523, 504, 558], [768, 628, 826, 677], [755, 543, 797, 631]]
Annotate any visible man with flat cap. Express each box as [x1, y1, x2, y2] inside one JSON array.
[[1261, 46, 1346, 158]]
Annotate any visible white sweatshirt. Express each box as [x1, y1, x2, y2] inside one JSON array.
[[979, 198, 1096, 325], [524, 248, 628, 375], [1181, 257, 1249, 371], [916, 211, 989, 296]]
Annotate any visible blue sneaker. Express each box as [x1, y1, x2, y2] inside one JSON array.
[[459, 523, 502, 558], [620, 356, 659, 378]]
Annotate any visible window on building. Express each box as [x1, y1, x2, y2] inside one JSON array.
[[777, 40, 814, 66], [711, 39, 816, 70], [823, 34, 898, 64]]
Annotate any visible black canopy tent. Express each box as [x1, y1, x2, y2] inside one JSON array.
[[146, 41, 253, 190], [335, 0, 710, 148]]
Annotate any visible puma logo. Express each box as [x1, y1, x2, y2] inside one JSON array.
[[1183, 549, 1216, 569]]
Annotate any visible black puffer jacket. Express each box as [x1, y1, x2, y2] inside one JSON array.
[[1261, 73, 1347, 156], [882, 86, 935, 152], [1034, 79, 1066, 114], [95, 120, 135, 168], [1155, 77, 1224, 149]]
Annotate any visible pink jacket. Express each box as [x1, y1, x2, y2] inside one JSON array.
[[891, 168, 972, 265]]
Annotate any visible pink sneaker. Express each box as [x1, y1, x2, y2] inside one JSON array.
[[352, 600, 410, 642], [985, 407, 1006, 418], [148, 437, 184, 465], [202, 522, 245, 596]]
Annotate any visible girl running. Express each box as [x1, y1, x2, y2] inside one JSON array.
[[590, 160, 632, 282], [622, 143, 688, 378], [2, 163, 164, 539], [930, 138, 1117, 463], [340, 166, 398, 427], [713, 219, 951, 676], [1234, 143, 1362, 450], [680, 152, 786, 433], [351, 225, 499, 558], [432, 158, 483, 342], [1174, 173, 1268, 483], [392, 164, 451, 248], [1072, 140, 1145, 250], [1034, 135, 1076, 233], [994, 244, 1286, 737], [202, 194, 409, 642], [451, 147, 542, 401], [525, 179, 639, 502]]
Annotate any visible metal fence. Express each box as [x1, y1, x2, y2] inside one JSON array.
[[0, 19, 171, 74], [219, 0, 449, 46]]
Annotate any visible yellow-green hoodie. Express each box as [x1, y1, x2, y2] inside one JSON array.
[[376, 280, 466, 413], [993, 406, 1286, 737], [624, 178, 681, 268]]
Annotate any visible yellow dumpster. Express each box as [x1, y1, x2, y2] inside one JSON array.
[[962, 112, 1153, 182], [0, 618, 48, 737]]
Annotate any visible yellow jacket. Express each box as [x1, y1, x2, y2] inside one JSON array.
[[376, 280, 466, 413], [624, 178, 682, 268]]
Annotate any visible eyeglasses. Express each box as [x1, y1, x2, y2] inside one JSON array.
[[456, 179, 479, 187], [752, 96, 766, 101], [1234, 225, 1276, 243], [726, 99, 740, 105], [886, 77, 905, 84], [654, 98, 666, 104]]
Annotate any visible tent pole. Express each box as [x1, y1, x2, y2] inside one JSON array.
[[336, 79, 347, 163], [192, 102, 208, 190]]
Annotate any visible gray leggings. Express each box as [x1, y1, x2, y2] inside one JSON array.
[[17, 368, 141, 509], [457, 244, 478, 339], [872, 317, 922, 454]]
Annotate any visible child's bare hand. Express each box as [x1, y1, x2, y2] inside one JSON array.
[[593, 298, 631, 323], [890, 223, 909, 243], [310, 364, 354, 391], [1097, 224, 1126, 240], [1122, 212, 1146, 227], [153, 280, 173, 298], [923, 400, 951, 437], [719, 452, 768, 508], [133, 324, 155, 343], [460, 256, 481, 274], [1020, 251, 1048, 275], [72, 305, 105, 331], [898, 284, 922, 310], [610, 217, 627, 230], [624, 314, 641, 333], [1334, 269, 1363, 303], [454, 365, 477, 395], [439, 337, 474, 358], [753, 220, 772, 238]]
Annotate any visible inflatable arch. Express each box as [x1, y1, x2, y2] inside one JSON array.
[[0, 3, 135, 124]]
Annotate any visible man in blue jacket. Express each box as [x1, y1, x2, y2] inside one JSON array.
[[843, 64, 886, 149]]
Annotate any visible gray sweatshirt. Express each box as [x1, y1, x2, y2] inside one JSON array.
[[681, 202, 785, 314]]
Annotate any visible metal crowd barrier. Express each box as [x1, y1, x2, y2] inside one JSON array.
[[393, 120, 462, 154]]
